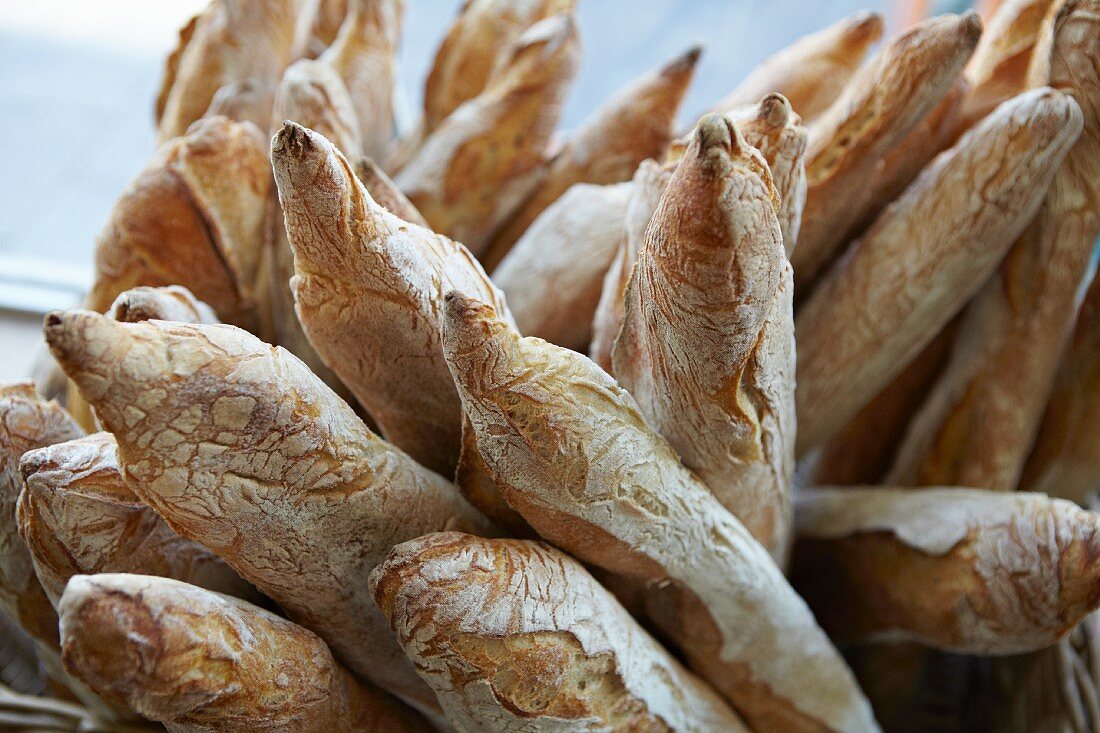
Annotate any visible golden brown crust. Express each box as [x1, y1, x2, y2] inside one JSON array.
[[440, 293, 877, 733], [887, 3, 1100, 490], [494, 181, 631, 351], [205, 78, 275, 134], [792, 487, 1100, 653], [319, 0, 403, 160], [299, 0, 349, 58], [108, 285, 220, 325], [17, 432, 261, 608], [371, 533, 748, 732], [613, 115, 794, 562], [791, 12, 982, 292], [44, 311, 492, 720], [483, 45, 700, 268], [355, 156, 428, 226], [714, 11, 884, 122], [272, 122, 514, 477], [1021, 274, 1100, 501], [157, 0, 299, 143], [396, 15, 581, 255], [155, 12, 200, 125], [60, 574, 431, 733], [795, 87, 1082, 456], [88, 116, 269, 331]]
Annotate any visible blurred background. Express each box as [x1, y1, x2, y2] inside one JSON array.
[[0, 0, 971, 378]]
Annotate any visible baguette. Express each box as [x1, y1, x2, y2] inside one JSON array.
[[45, 311, 493, 721], [483, 45, 700, 267], [440, 293, 878, 733], [60, 573, 430, 733], [589, 159, 675, 372], [887, 2, 1100, 490], [371, 532, 749, 732], [713, 11, 884, 122], [613, 115, 794, 561], [298, 0, 348, 58], [272, 122, 514, 477], [108, 285, 219, 325], [494, 182, 631, 351], [795, 87, 1082, 455], [792, 487, 1100, 653], [156, 0, 298, 143], [791, 13, 981, 292], [1021, 274, 1100, 501], [88, 116, 269, 331], [396, 15, 580, 255], [18, 432, 261, 608], [319, 0, 402, 160], [204, 78, 275, 134], [155, 12, 200, 127]]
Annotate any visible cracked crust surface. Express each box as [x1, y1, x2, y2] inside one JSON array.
[[613, 115, 794, 563], [44, 310, 493, 720], [793, 487, 1100, 653], [440, 293, 878, 733], [795, 87, 1082, 456], [60, 573, 430, 733], [371, 533, 748, 732]]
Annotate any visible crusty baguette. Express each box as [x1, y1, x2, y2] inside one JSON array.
[[792, 487, 1100, 653], [204, 78, 275, 134], [483, 45, 700, 267], [18, 432, 260, 608], [298, 0, 348, 58], [791, 13, 981, 292], [957, 0, 1058, 134], [613, 115, 794, 562], [108, 285, 220, 325], [60, 574, 430, 733], [396, 15, 580, 255], [1020, 274, 1100, 502], [494, 182, 631, 351], [440, 293, 878, 733], [319, 0, 402, 160], [88, 115, 269, 331], [371, 532, 749, 732], [795, 87, 1082, 455], [713, 10, 884, 122], [886, 2, 1100, 490], [272, 122, 515, 477], [589, 159, 675, 372], [44, 311, 493, 722], [156, 0, 298, 143]]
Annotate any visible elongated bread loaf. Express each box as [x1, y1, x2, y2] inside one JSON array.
[[60, 574, 430, 733], [440, 293, 878, 733], [319, 0, 402, 160], [792, 487, 1100, 653], [484, 45, 700, 266], [298, 0, 348, 58], [494, 182, 631, 351], [1021, 274, 1100, 501], [614, 115, 795, 562], [795, 87, 1082, 455], [272, 122, 514, 477], [714, 11, 884, 122], [156, 0, 298, 142], [45, 311, 493, 721], [18, 432, 260, 608], [205, 78, 275, 134], [396, 16, 580, 254], [108, 285, 219, 325], [886, 0, 1100, 491], [791, 13, 981, 292], [88, 116, 269, 331], [371, 532, 749, 732]]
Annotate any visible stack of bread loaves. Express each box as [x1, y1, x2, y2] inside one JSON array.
[[2, 0, 1099, 731]]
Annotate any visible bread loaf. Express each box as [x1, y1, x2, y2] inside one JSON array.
[[792, 487, 1100, 653], [18, 432, 261, 608], [298, 0, 349, 58], [613, 115, 795, 562], [714, 11, 884, 122], [60, 573, 430, 733], [45, 311, 493, 721], [795, 87, 1081, 455], [484, 45, 700, 267], [396, 15, 580, 254], [204, 78, 275, 134], [371, 532, 749, 732], [108, 285, 219, 326], [440, 292, 878, 733]]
